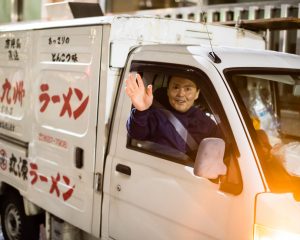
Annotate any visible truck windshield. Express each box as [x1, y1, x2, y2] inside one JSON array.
[[227, 71, 300, 193]]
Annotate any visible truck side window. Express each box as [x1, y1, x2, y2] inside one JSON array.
[[126, 69, 224, 167], [228, 72, 300, 193]]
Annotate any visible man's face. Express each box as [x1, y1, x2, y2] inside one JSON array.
[[167, 76, 200, 113]]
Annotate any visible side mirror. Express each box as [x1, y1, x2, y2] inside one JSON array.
[[194, 138, 227, 179]]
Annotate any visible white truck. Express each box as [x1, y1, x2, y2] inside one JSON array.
[[0, 15, 300, 240]]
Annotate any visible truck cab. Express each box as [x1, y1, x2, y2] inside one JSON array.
[[104, 44, 300, 240]]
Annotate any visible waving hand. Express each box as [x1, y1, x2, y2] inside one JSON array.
[[125, 73, 153, 111]]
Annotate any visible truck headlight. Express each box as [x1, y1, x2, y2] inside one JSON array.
[[254, 224, 300, 240]]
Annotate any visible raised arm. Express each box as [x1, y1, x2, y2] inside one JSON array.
[[125, 73, 153, 111]]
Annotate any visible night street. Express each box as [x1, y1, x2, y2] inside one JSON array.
[[0, 0, 300, 240]]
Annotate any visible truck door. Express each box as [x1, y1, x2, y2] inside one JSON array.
[[106, 48, 265, 240], [28, 25, 102, 234]]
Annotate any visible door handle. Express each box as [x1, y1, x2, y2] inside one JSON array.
[[116, 164, 131, 176], [75, 147, 84, 169]]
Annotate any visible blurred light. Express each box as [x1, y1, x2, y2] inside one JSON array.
[[254, 224, 300, 240]]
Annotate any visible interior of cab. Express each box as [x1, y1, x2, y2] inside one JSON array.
[[125, 66, 243, 193], [127, 70, 217, 165], [228, 71, 300, 194]]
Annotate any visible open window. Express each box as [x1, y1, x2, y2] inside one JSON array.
[[127, 62, 218, 164], [125, 61, 242, 194], [226, 69, 300, 195]]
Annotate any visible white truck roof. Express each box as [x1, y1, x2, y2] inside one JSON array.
[[0, 16, 265, 68], [134, 44, 300, 70], [0, 15, 265, 49]]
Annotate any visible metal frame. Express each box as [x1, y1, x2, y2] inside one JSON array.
[[133, 0, 300, 54]]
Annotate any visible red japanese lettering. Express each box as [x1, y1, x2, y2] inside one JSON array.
[[39, 84, 50, 112], [51, 95, 60, 103], [1, 79, 11, 104], [13, 81, 25, 106], [39, 175, 48, 182], [39, 84, 89, 120], [29, 163, 38, 185], [73, 88, 89, 120], [60, 88, 73, 118], [62, 175, 75, 201], [50, 173, 60, 197]]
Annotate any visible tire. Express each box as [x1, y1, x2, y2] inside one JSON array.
[[0, 192, 40, 240]]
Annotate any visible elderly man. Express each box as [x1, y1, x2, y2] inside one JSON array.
[[125, 73, 220, 158]]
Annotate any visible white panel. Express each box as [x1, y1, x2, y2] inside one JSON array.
[[0, 31, 32, 141], [27, 25, 102, 234], [35, 70, 90, 135]]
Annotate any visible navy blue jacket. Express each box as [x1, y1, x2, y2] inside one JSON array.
[[126, 102, 220, 157]]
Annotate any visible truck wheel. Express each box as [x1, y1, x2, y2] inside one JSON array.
[[0, 192, 40, 240]]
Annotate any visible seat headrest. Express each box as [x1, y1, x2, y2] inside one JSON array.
[[153, 87, 169, 108]]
